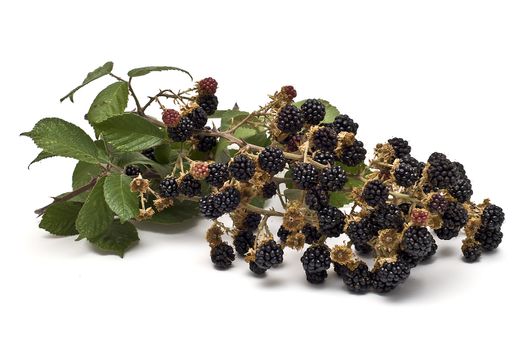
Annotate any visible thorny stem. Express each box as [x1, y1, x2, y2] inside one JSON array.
[[389, 191, 422, 204], [127, 77, 143, 115]]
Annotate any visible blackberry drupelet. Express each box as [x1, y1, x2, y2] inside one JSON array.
[[401, 226, 435, 259], [197, 77, 218, 95], [342, 263, 371, 293], [480, 204, 505, 231], [233, 230, 255, 256], [242, 212, 262, 231], [475, 227, 503, 251], [319, 166, 347, 192], [249, 261, 267, 275], [338, 140, 367, 166], [305, 187, 330, 211], [124, 165, 141, 177], [254, 240, 284, 269], [178, 174, 201, 197], [333, 114, 359, 134], [393, 156, 423, 187], [141, 148, 156, 161], [258, 146, 286, 174], [197, 94, 218, 115], [372, 260, 411, 293], [368, 204, 405, 230], [388, 137, 411, 158], [312, 150, 336, 166], [291, 162, 319, 190], [206, 162, 230, 188], [187, 107, 208, 130], [318, 206, 345, 237], [210, 242, 235, 268], [300, 99, 326, 125], [159, 177, 178, 198], [195, 127, 218, 152], [305, 270, 328, 284], [362, 180, 389, 207], [427, 152, 460, 189], [261, 181, 277, 198], [311, 126, 337, 152], [277, 105, 305, 133], [462, 243, 482, 262], [167, 117, 194, 142], [277, 226, 292, 243], [229, 154, 256, 182], [301, 244, 331, 273]]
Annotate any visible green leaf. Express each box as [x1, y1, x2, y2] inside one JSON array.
[[28, 151, 54, 169], [284, 188, 303, 201], [22, 118, 99, 164], [214, 138, 231, 163], [294, 99, 340, 123], [39, 202, 82, 236], [103, 174, 139, 222], [153, 143, 171, 164], [250, 197, 266, 208], [127, 66, 193, 80], [113, 152, 170, 177], [149, 200, 199, 224], [97, 113, 165, 151], [60, 61, 114, 102], [329, 191, 353, 207], [72, 161, 103, 202], [88, 221, 139, 257], [212, 109, 249, 130], [234, 126, 257, 139], [75, 177, 113, 239], [87, 81, 129, 124]]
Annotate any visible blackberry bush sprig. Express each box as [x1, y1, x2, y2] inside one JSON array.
[[25, 62, 506, 295]]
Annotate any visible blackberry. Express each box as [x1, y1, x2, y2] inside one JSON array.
[[187, 107, 208, 130], [338, 140, 367, 166], [347, 218, 378, 247], [305, 187, 330, 211], [281, 85, 297, 100], [242, 212, 262, 231], [312, 150, 336, 166], [159, 177, 178, 198], [311, 126, 337, 152], [428, 193, 449, 214], [441, 202, 468, 231], [258, 146, 286, 175], [300, 99, 326, 125], [332, 114, 359, 134], [372, 260, 411, 293], [233, 230, 255, 256], [305, 270, 328, 284], [197, 94, 218, 116], [368, 204, 405, 230], [249, 261, 267, 275], [291, 162, 319, 190], [141, 148, 156, 161], [399, 203, 412, 215], [401, 226, 435, 259], [393, 156, 423, 187], [229, 154, 255, 182], [167, 117, 194, 142], [449, 177, 473, 203], [282, 133, 302, 152], [319, 166, 347, 192], [388, 137, 411, 158], [277, 226, 292, 243], [124, 165, 141, 177], [301, 244, 331, 273], [206, 162, 230, 188], [261, 181, 277, 198], [318, 206, 345, 238], [277, 105, 305, 133], [199, 187, 241, 219], [210, 242, 235, 268], [427, 152, 460, 189], [361, 180, 389, 207], [178, 174, 201, 197], [197, 77, 218, 95], [302, 224, 322, 244], [195, 127, 218, 152], [480, 204, 505, 231], [220, 187, 241, 212], [475, 227, 503, 251], [462, 243, 482, 262], [333, 262, 349, 277], [422, 242, 438, 261], [397, 251, 421, 269], [342, 263, 372, 293], [434, 226, 460, 240], [254, 240, 284, 270], [162, 109, 181, 126]]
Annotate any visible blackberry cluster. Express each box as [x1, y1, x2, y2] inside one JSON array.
[[199, 187, 241, 219], [261, 181, 277, 198], [187, 107, 208, 130], [305, 187, 330, 210], [311, 126, 337, 152], [206, 162, 230, 188], [168, 117, 194, 142], [197, 94, 218, 116], [333, 114, 359, 134], [361, 180, 389, 207], [195, 127, 218, 152], [401, 226, 435, 259], [254, 240, 284, 270], [233, 230, 255, 256], [178, 174, 201, 197], [341, 263, 372, 293], [301, 244, 331, 273], [318, 206, 345, 237], [291, 162, 319, 190], [312, 150, 336, 166], [300, 99, 326, 125], [211, 242, 235, 268], [229, 154, 255, 182], [372, 260, 411, 293], [319, 166, 347, 192], [124, 165, 141, 177], [277, 105, 305, 133], [388, 137, 411, 158], [338, 140, 367, 166], [392, 156, 423, 187], [258, 146, 286, 174], [159, 177, 178, 198]]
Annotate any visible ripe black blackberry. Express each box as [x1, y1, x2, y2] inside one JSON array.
[[333, 262, 349, 276], [388, 138, 411, 158], [187, 107, 208, 130], [480, 204, 505, 231], [312, 150, 336, 166], [422, 242, 438, 261], [449, 177, 473, 203], [178, 174, 201, 197], [401, 226, 435, 259], [197, 94, 218, 116], [220, 187, 241, 212], [392, 156, 423, 187], [229, 154, 255, 182], [261, 181, 277, 198], [342, 263, 371, 293], [428, 193, 449, 214], [399, 202, 411, 215], [372, 260, 411, 293], [319, 166, 347, 192], [427, 152, 460, 189], [305, 187, 330, 211], [302, 224, 322, 244], [206, 162, 230, 188], [258, 146, 286, 175], [300, 99, 326, 125], [462, 242, 482, 262], [318, 205, 345, 237], [167, 117, 194, 142], [210, 242, 235, 269], [440, 201, 468, 231], [124, 165, 141, 177], [397, 251, 421, 269], [199, 187, 241, 219], [368, 204, 405, 230], [254, 240, 284, 270], [361, 180, 389, 207], [242, 212, 262, 231], [195, 127, 218, 152], [305, 270, 328, 284], [301, 244, 331, 273], [347, 218, 378, 247], [159, 177, 178, 198], [311, 126, 337, 152], [277, 105, 305, 133], [434, 226, 460, 240], [141, 148, 156, 161], [233, 230, 255, 256], [338, 140, 367, 166], [291, 162, 319, 190], [249, 261, 267, 275], [333, 114, 359, 134], [277, 226, 292, 243], [282, 133, 302, 152], [475, 227, 503, 251]]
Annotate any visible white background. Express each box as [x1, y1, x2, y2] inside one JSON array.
[[1, 1, 522, 349]]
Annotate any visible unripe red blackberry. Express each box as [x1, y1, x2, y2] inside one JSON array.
[[301, 244, 331, 273], [162, 109, 181, 126], [318, 205, 345, 238], [302, 224, 322, 244], [305, 186, 330, 211], [338, 140, 367, 166], [197, 77, 218, 95], [124, 165, 141, 177], [197, 94, 218, 116], [388, 137, 411, 158], [305, 270, 328, 284], [311, 126, 337, 152], [410, 208, 429, 226], [229, 154, 255, 182], [401, 226, 435, 259], [233, 230, 255, 256], [258, 146, 286, 175], [178, 174, 202, 197], [319, 165, 347, 192], [190, 161, 209, 180], [167, 117, 194, 142], [277, 105, 305, 133], [372, 260, 411, 293], [206, 162, 230, 188], [333, 114, 359, 134], [361, 180, 389, 207], [312, 150, 336, 166], [210, 242, 235, 268], [291, 162, 319, 190], [187, 107, 208, 130], [342, 263, 371, 293], [254, 240, 284, 270], [300, 99, 326, 125], [261, 181, 277, 198], [159, 177, 178, 198], [280, 85, 297, 100]]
